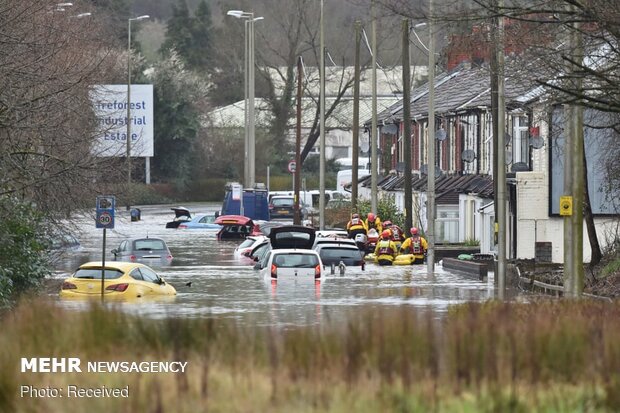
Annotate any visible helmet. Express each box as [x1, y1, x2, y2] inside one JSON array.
[[410, 227, 419, 235], [381, 230, 391, 240], [367, 212, 375, 221], [383, 220, 392, 227]]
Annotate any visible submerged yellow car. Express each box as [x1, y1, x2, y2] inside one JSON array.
[[60, 261, 176, 298]]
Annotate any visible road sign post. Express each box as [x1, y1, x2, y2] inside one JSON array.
[[96, 196, 115, 299]]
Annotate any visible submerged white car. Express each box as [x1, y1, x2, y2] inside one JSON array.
[[257, 249, 324, 283], [253, 225, 324, 283]]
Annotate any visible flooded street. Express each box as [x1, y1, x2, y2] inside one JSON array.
[[50, 203, 496, 327]]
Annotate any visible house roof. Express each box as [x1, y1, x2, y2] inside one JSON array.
[[358, 173, 494, 203], [372, 62, 537, 125], [207, 96, 400, 130]]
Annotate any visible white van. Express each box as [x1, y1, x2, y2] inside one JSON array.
[[336, 169, 370, 195]]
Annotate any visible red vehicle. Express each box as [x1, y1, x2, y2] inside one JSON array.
[[214, 215, 262, 240]]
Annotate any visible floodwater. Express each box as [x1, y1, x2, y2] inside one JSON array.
[[50, 203, 497, 327]]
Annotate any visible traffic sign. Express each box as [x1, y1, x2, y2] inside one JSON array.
[[96, 195, 115, 229], [288, 160, 296, 173]]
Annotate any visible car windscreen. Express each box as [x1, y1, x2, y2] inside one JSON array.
[[272, 253, 319, 268], [319, 248, 363, 260], [272, 198, 294, 207], [134, 239, 167, 251], [238, 238, 256, 249], [73, 268, 123, 279], [199, 215, 215, 223]]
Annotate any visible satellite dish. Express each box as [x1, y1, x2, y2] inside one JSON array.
[[436, 128, 447, 141], [382, 124, 398, 135], [511, 162, 529, 172], [505, 149, 513, 165], [420, 164, 442, 176], [462, 149, 476, 163], [530, 136, 544, 149]]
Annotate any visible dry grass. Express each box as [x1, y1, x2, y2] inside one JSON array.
[[2, 299, 620, 412]]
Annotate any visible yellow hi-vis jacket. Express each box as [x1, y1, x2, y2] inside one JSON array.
[[347, 217, 368, 233], [399, 235, 428, 260], [365, 217, 383, 233], [375, 239, 397, 262]]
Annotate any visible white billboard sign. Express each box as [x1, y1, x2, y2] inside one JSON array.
[[90, 84, 154, 157]]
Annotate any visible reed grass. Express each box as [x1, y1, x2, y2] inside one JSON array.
[[2, 299, 620, 412]]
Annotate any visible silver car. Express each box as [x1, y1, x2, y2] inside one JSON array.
[[111, 237, 173, 264]]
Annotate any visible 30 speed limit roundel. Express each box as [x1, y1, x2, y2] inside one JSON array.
[[98, 211, 113, 226]]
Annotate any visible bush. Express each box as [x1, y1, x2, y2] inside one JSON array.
[[356, 196, 406, 230], [0, 197, 50, 306]]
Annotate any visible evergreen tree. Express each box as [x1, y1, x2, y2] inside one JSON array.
[[160, 0, 192, 62], [160, 0, 212, 71], [189, 0, 212, 69]]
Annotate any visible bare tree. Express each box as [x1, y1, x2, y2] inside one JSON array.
[[0, 0, 124, 215]]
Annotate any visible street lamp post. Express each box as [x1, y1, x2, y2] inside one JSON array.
[[127, 15, 149, 208], [227, 10, 263, 188]]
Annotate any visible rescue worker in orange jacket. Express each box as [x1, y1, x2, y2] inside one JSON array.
[[374, 229, 398, 265], [346, 213, 368, 240], [364, 212, 383, 234], [399, 227, 428, 264], [382, 220, 405, 248]]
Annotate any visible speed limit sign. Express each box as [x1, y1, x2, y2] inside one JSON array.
[[96, 195, 115, 229], [98, 211, 113, 226], [288, 160, 296, 173]]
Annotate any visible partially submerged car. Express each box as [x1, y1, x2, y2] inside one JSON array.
[[258, 249, 324, 283], [111, 237, 173, 264], [178, 213, 221, 230], [314, 243, 365, 267], [254, 225, 323, 282], [215, 215, 262, 240], [60, 261, 176, 299], [165, 207, 191, 228], [234, 235, 269, 259]]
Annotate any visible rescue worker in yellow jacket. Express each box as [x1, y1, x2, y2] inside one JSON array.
[[374, 229, 398, 265], [399, 227, 428, 264], [364, 212, 383, 234], [346, 213, 368, 240]]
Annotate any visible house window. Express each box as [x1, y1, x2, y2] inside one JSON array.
[[512, 115, 530, 166], [435, 206, 459, 243]]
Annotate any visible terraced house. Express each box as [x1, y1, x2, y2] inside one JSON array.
[[359, 59, 619, 262]]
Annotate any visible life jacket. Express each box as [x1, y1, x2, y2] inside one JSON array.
[[391, 226, 401, 241], [410, 236, 422, 254], [367, 219, 377, 230], [377, 240, 395, 256]]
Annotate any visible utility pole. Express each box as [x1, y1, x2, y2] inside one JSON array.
[[426, 0, 436, 273], [402, 18, 413, 232], [496, 0, 507, 299], [352, 21, 362, 211], [294, 56, 303, 225], [569, 9, 584, 297], [319, 0, 326, 230], [371, 0, 378, 213]]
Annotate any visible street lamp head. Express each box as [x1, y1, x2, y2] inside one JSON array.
[[414, 22, 427, 28], [130, 15, 150, 22], [253, 16, 264, 22], [227, 10, 244, 17], [56, 2, 73, 7], [72, 12, 92, 18]]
